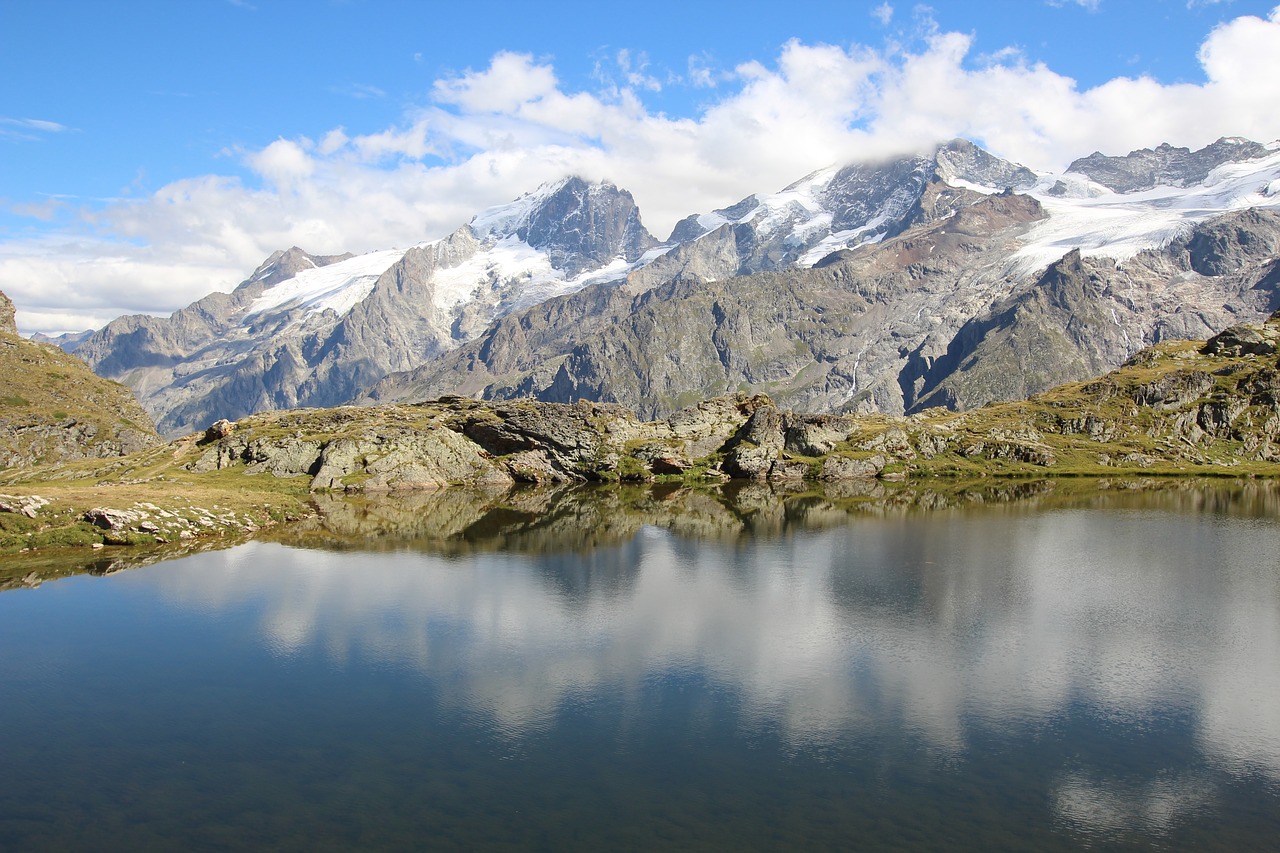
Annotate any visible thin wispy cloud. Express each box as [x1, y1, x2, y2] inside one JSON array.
[[332, 83, 387, 100], [1046, 0, 1102, 9], [1, 117, 67, 133], [0, 117, 69, 143]]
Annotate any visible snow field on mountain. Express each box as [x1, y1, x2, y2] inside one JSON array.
[[429, 236, 555, 311], [243, 248, 408, 320], [1014, 149, 1280, 273]]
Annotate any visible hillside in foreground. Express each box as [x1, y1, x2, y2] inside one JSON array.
[[0, 291, 160, 470]]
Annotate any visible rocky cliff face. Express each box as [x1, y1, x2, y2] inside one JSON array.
[[0, 290, 161, 468], [0, 291, 17, 335]]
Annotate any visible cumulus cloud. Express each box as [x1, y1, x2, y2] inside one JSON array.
[[6, 7, 1280, 334]]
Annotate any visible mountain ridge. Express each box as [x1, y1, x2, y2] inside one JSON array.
[[57, 136, 1280, 434]]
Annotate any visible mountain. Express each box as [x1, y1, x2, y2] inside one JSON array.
[[368, 139, 1280, 417], [30, 329, 94, 353], [1060, 137, 1274, 193], [133, 309, 1280, 493], [0, 290, 160, 468], [68, 137, 1280, 430], [72, 179, 657, 436]]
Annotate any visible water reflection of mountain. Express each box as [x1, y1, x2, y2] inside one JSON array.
[[133, 479, 1280, 796]]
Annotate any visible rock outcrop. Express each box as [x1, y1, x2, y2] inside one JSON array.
[[172, 312, 1280, 490]]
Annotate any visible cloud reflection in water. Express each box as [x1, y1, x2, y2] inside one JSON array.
[[148, 502, 1280, 796]]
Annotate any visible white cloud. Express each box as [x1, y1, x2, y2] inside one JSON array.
[[0, 116, 69, 143], [332, 82, 386, 100], [6, 8, 1280, 334], [432, 51, 560, 114], [872, 3, 894, 25]]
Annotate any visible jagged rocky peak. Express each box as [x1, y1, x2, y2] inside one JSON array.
[[933, 138, 1039, 191], [0, 289, 16, 335], [817, 139, 1034, 230], [470, 176, 657, 276], [639, 141, 1037, 282], [246, 246, 355, 289], [1065, 137, 1274, 193], [663, 139, 1036, 251]]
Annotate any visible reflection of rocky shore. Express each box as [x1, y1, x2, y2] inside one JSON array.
[[271, 477, 1280, 554], [6, 478, 1280, 591], [0, 536, 243, 592]]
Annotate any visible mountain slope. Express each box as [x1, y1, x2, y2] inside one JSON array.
[[0, 290, 160, 468], [73, 179, 657, 436], [369, 139, 1280, 417]]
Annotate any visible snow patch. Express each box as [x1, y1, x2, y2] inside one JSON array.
[[430, 236, 555, 311], [796, 215, 889, 268], [468, 179, 569, 239], [696, 211, 731, 231], [244, 248, 407, 320]]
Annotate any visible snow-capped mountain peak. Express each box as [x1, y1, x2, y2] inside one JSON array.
[[468, 177, 576, 241]]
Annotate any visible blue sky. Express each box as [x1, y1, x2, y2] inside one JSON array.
[[3, 0, 1280, 333]]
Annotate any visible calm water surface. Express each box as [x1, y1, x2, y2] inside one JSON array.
[[1, 483, 1278, 850]]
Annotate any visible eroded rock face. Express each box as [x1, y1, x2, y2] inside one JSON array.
[[0, 291, 17, 335], [1065, 138, 1273, 193]]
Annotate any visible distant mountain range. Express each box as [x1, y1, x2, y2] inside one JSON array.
[[54, 136, 1280, 435]]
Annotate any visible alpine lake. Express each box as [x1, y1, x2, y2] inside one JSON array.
[[1, 477, 1278, 851]]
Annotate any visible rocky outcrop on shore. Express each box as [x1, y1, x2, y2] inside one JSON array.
[[1, 311, 1276, 566], [178, 311, 1280, 490]]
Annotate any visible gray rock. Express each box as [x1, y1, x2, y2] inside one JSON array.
[[1066, 138, 1272, 193], [0, 291, 16, 335], [819, 455, 883, 480], [84, 507, 138, 530], [1202, 324, 1278, 357]]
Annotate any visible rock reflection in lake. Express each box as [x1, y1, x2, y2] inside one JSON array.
[[270, 475, 1280, 554]]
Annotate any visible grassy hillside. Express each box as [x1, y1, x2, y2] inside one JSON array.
[[0, 324, 161, 469]]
